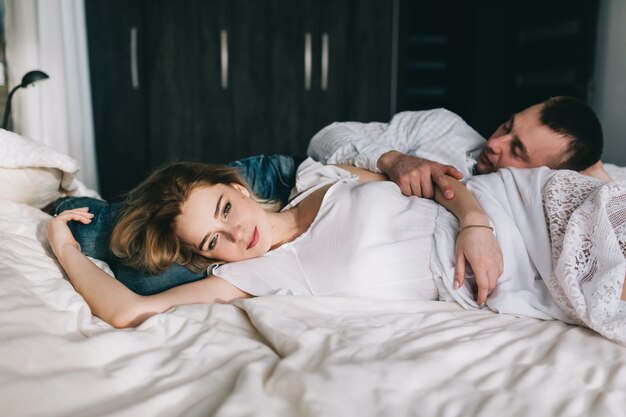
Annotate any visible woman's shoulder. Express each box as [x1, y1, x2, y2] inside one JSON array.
[[284, 158, 358, 210]]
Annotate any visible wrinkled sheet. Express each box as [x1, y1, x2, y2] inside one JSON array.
[[2, 180, 626, 417]]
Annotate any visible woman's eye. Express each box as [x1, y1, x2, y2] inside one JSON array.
[[223, 202, 231, 217], [209, 235, 218, 250]]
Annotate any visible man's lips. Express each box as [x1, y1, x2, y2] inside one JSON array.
[[247, 227, 259, 250], [478, 150, 491, 169]]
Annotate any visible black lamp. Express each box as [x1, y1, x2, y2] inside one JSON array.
[[2, 70, 50, 130]]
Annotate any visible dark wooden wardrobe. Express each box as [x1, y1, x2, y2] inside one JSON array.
[[86, 0, 395, 200], [86, 0, 598, 200]]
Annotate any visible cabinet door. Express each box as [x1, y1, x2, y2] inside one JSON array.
[[225, 0, 316, 158], [146, 0, 313, 163], [262, 0, 317, 157], [312, 0, 394, 129], [225, 0, 394, 158], [85, 0, 150, 201], [145, 0, 233, 165], [511, 0, 599, 107]]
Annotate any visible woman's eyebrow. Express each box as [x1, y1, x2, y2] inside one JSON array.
[[213, 194, 224, 219], [198, 194, 224, 251]]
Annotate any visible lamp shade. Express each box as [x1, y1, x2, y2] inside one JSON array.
[[2, 70, 50, 130], [20, 70, 49, 88]]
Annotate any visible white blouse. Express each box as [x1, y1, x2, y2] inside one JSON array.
[[212, 158, 440, 301]]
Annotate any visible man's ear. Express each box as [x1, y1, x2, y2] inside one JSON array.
[[231, 183, 251, 197]]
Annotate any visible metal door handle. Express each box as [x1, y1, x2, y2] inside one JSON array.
[[221, 30, 229, 90], [130, 27, 139, 89], [321, 33, 329, 91], [304, 32, 312, 91]]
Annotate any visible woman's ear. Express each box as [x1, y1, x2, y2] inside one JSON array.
[[230, 183, 251, 197]]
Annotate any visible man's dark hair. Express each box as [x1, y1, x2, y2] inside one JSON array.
[[540, 96, 603, 171]]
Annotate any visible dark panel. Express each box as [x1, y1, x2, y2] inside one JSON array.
[[315, 0, 393, 126], [511, 0, 599, 109], [397, 0, 476, 118], [145, 0, 232, 165], [86, 0, 150, 201], [226, 0, 313, 159], [396, 0, 599, 139], [266, 0, 316, 157], [470, 0, 516, 138]]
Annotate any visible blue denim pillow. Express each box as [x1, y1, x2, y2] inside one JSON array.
[[53, 196, 206, 295], [54, 154, 300, 295], [226, 154, 302, 205]]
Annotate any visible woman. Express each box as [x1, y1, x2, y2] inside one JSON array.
[[47, 159, 626, 344]]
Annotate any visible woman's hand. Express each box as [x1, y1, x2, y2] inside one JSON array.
[[431, 174, 503, 307], [454, 226, 503, 306], [47, 207, 94, 260]]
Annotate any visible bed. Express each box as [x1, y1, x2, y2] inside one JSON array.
[[1, 130, 626, 417]]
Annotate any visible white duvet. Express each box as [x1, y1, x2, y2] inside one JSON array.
[[2, 192, 626, 417]]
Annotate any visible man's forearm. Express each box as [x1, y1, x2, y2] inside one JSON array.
[[307, 121, 393, 172]]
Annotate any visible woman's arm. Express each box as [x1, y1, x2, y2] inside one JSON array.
[[335, 164, 502, 305], [433, 176, 504, 306], [47, 208, 248, 328], [334, 163, 388, 183]]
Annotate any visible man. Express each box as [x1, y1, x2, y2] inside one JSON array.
[[307, 96, 608, 200]]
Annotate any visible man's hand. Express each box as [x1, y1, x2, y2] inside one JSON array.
[[377, 151, 464, 199], [454, 226, 503, 306]]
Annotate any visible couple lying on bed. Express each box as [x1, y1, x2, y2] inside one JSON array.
[[47, 96, 626, 343]]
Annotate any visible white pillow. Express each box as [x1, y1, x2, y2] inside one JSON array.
[[0, 166, 64, 208], [0, 128, 83, 208]]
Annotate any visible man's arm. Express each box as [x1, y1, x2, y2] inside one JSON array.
[[307, 110, 485, 199], [307, 120, 392, 172], [377, 150, 463, 199]]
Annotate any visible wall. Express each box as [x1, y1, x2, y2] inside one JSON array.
[[592, 0, 626, 165], [0, 0, 7, 114]]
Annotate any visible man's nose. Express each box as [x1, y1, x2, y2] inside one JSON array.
[[486, 133, 510, 154]]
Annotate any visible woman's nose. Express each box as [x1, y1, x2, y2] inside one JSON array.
[[225, 224, 244, 242]]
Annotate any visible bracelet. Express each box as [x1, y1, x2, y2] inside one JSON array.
[[459, 224, 494, 234]]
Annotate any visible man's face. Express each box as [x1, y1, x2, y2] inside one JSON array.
[[475, 103, 572, 174]]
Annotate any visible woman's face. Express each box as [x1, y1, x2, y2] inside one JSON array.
[[175, 183, 273, 262]]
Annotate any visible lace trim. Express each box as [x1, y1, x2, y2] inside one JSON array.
[[543, 171, 626, 344]]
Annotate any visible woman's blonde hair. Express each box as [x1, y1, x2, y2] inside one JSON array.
[[111, 161, 270, 274]]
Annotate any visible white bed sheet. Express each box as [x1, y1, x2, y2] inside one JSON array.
[[1, 165, 626, 417]]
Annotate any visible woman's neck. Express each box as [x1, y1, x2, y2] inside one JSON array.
[[267, 184, 332, 250], [267, 210, 302, 249]]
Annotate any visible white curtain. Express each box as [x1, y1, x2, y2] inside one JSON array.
[[4, 0, 98, 190]]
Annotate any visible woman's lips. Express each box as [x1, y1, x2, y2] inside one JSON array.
[[247, 227, 259, 250]]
